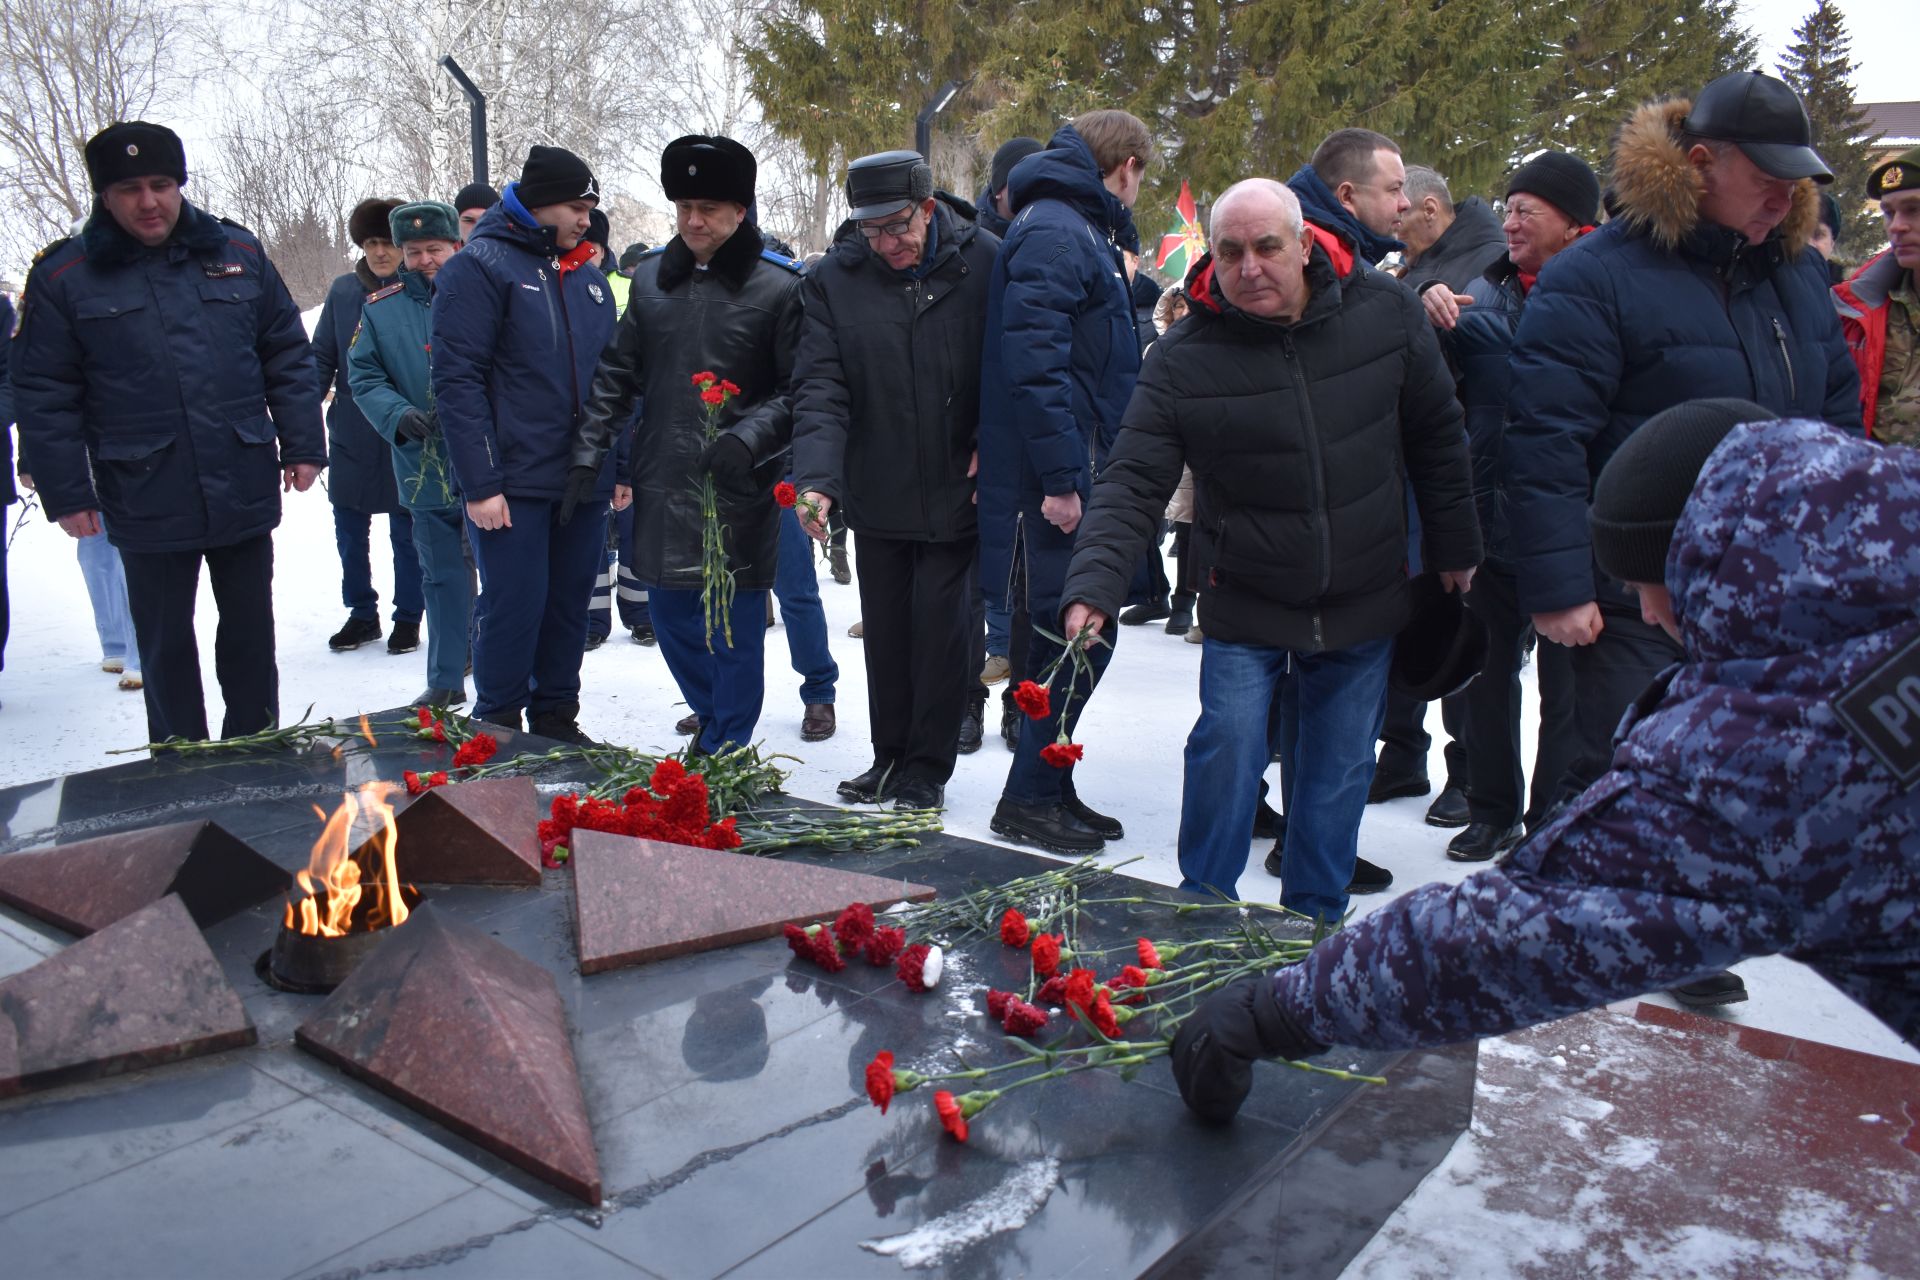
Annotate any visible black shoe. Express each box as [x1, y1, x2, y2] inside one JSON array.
[[1000, 706, 1020, 752], [990, 799, 1105, 854], [1446, 821, 1523, 862], [829, 546, 851, 585], [412, 687, 468, 708], [630, 623, 656, 646], [674, 711, 701, 736], [957, 707, 984, 755], [477, 709, 523, 733], [838, 762, 900, 804], [1367, 771, 1431, 804], [1260, 824, 1291, 878], [1424, 783, 1471, 828], [1062, 792, 1123, 841], [387, 620, 420, 654], [893, 777, 944, 810], [529, 704, 597, 747], [1165, 601, 1194, 634], [1346, 857, 1392, 894], [1669, 971, 1749, 1008], [1252, 796, 1284, 840], [584, 631, 606, 651], [1119, 599, 1170, 625], [328, 615, 381, 651]]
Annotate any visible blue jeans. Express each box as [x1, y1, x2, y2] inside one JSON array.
[[773, 507, 837, 704], [650, 585, 769, 754], [334, 506, 424, 622], [1002, 512, 1115, 806], [77, 521, 138, 671], [467, 498, 606, 719], [1178, 636, 1392, 917], [409, 505, 475, 693]]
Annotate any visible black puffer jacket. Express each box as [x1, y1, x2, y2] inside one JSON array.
[[791, 195, 997, 542], [1063, 226, 1480, 653], [1401, 196, 1507, 294], [573, 221, 804, 590]]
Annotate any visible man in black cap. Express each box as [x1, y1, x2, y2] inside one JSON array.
[[312, 196, 424, 657], [1835, 147, 1920, 444], [792, 150, 999, 810], [977, 136, 1045, 238], [10, 121, 325, 745], [452, 182, 498, 239], [572, 134, 806, 757], [432, 143, 620, 743], [1504, 72, 1862, 1005]]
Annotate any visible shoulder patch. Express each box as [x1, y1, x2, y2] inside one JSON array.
[[32, 236, 71, 264], [366, 282, 405, 304], [759, 249, 802, 273], [217, 215, 256, 234], [1832, 632, 1920, 790]]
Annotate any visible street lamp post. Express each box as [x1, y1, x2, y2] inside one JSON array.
[[914, 79, 964, 159], [439, 56, 489, 186]]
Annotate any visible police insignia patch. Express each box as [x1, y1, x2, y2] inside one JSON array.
[[1833, 633, 1920, 789], [588, 282, 604, 304], [202, 261, 245, 278], [126, 144, 139, 156]]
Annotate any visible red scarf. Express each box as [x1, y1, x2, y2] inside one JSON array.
[[555, 240, 597, 275]]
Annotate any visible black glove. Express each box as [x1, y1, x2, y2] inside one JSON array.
[[556, 465, 599, 526], [696, 433, 754, 487], [397, 407, 437, 443], [1170, 976, 1326, 1124]]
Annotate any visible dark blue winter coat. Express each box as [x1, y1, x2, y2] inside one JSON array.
[[0, 294, 14, 509], [1274, 419, 1920, 1054], [1504, 96, 1862, 616], [9, 201, 324, 552], [311, 262, 402, 514], [976, 125, 1142, 605], [430, 187, 619, 504], [1440, 255, 1529, 561]]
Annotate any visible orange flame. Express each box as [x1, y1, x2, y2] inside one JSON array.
[[283, 781, 413, 937], [358, 712, 378, 749]]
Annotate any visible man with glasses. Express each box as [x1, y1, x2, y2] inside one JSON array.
[[793, 150, 997, 810]]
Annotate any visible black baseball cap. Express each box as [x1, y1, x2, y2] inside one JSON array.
[[1683, 71, 1833, 184]]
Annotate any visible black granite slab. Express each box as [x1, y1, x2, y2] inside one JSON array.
[[0, 719, 1472, 1277]]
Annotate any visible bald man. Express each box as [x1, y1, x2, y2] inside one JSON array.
[[1061, 179, 1480, 915]]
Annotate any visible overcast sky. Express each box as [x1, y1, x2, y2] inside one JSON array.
[[1741, 0, 1908, 103]]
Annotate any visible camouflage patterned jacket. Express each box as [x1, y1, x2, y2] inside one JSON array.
[[1272, 419, 1920, 1052]]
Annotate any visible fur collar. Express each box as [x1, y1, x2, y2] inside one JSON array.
[[657, 219, 766, 291], [81, 198, 229, 268], [354, 258, 393, 293], [1610, 97, 1819, 255]]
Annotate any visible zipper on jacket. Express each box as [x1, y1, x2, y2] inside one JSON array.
[[554, 263, 582, 426], [1281, 333, 1333, 599], [1771, 318, 1797, 403]]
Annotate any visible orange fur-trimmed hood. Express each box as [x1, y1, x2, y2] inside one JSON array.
[[1609, 97, 1819, 255]]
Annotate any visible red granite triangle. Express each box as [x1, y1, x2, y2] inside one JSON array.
[[0, 819, 290, 936], [294, 907, 602, 1204], [385, 777, 542, 886], [0, 895, 256, 1098], [569, 829, 937, 975]]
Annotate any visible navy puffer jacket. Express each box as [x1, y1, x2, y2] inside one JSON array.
[[1441, 255, 1529, 561], [430, 187, 619, 503], [1504, 97, 1862, 615], [10, 200, 324, 551], [311, 262, 402, 514]]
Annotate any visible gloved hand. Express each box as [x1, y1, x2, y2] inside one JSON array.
[[696, 433, 754, 488], [556, 465, 599, 526], [397, 407, 437, 443], [1170, 975, 1327, 1123]]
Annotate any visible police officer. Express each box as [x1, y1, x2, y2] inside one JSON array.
[[10, 121, 324, 744]]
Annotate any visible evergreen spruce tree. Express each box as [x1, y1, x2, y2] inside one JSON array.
[[1777, 0, 1881, 261]]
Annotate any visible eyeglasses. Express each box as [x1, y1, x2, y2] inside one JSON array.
[[1504, 202, 1554, 224], [858, 215, 917, 239]]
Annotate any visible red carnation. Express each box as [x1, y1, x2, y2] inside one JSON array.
[[833, 902, 876, 950], [415, 706, 432, 729], [1039, 741, 1084, 769], [691, 370, 716, 386], [808, 927, 847, 972], [1090, 991, 1123, 1039], [1108, 965, 1150, 1004], [999, 908, 1030, 948], [700, 386, 726, 407], [863, 925, 906, 966], [934, 1090, 969, 1142], [865, 1050, 896, 1114], [774, 481, 798, 508], [649, 757, 688, 792], [451, 732, 498, 769], [1002, 999, 1049, 1037], [1035, 975, 1069, 1005], [720, 379, 741, 396], [896, 942, 942, 992], [1063, 967, 1097, 1016], [985, 988, 1014, 1022], [429, 771, 448, 788], [403, 769, 426, 795], [1030, 932, 1063, 978], [1011, 680, 1051, 719], [1137, 937, 1163, 970], [782, 922, 811, 960]]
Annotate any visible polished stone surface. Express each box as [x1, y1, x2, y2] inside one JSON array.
[[296, 906, 603, 1204], [0, 895, 256, 1098], [390, 776, 544, 886], [0, 818, 289, 936], [0, 722, 1471, 1277], [571, 829, 936, 974]]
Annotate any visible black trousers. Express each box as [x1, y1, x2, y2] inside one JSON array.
[[1377, 685, 1468, 786], [854, 533, 976, 784], [1461, 561, 1578, 829], [120, 534, 278, 744], [1554, 584, 1684, 809]]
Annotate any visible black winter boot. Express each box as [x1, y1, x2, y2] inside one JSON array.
[[328, 615, 382, 651], [530, 702, 597, 747]]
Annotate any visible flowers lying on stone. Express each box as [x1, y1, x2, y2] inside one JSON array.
[[781, 902, 926, 983], [999, 908, 1031, 948], [536, 757, 741, 867], [450, 732, 497, 770], [1030, 932, 1065, 978], [402, 769, 449, 794], [415, 706, 449, 742], [895, 942, 943, 992]]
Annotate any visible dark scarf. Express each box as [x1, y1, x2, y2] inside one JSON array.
[[1287, 164, 1405, 266], [658, 219, 767, 292]]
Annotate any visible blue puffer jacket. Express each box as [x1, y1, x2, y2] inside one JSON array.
[[976, 126, 1141, 605], [1275, 418, 1920, 1053], [430, 187, 619, 503], [9, 201, 324, 551], [311, 263, 402, 514], [1441, 254, 1529, 562], [1504, 97, 1862, 616], [346, 271, 459, 513]]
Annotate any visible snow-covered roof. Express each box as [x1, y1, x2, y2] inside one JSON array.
[[1860, 101, 1920, 148]]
